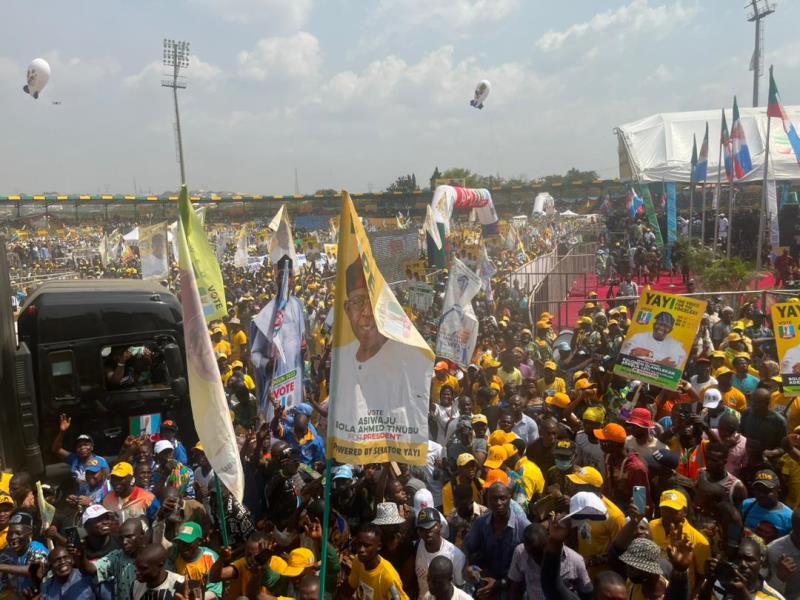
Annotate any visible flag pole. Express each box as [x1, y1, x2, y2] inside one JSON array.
[[688, 180, 695, 241], [713, 111, 724, 251], [757, 66, 774, 272], [700, 181, 707, 244], [727, 178, 735, 259], [214, 476, 229, 547]]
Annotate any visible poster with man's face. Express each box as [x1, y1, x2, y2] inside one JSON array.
[[772, 302, 800, 396], [329, 193, 434, 466], [614, 290, 706, 390]]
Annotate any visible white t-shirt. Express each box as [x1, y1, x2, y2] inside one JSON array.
[[421, 588, 473, 600], [132, 571, 185, 600], [621, 331, 686, 366], [415, 539, 465, 597], [432, 404, 459, 447], [426, 440, 445, 507], [690, 375, 718, 395]]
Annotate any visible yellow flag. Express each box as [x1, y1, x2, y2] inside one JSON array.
[[328, 192, 433, 465], [178, 185, 226, 321]]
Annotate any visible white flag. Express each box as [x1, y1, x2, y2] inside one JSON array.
[[767, 178, 779, 250], [99, 235, 108, 269], [268, 205, 297, 266], [140, 223, 169, 280], [177, 205, 244, 501], [423, 205, 442, 250], [436, 257, 482, 367], [234, 225, 249, 268]]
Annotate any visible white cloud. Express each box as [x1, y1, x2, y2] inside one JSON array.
[[536, 0, 698, 52], [187, 0, 312, 27], [316, 45, 545, 113], [645, 64, 676, 83], [373, 0, 519, 29], [41, 52, 121, 86], [124, 55, 222, 89], [237, 32, 321, 81]]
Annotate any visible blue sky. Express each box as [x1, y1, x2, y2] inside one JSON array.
[[1, 0, 799, 195]]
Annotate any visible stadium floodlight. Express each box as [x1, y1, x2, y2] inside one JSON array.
[[161, 39, 191, 185]]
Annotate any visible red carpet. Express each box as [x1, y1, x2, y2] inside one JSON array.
[[556, 270, 777, 329]]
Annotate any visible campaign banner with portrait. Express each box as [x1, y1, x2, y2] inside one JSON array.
[[613, 290, 706, 390], [771, 302, 800, 396], [436, 257, 481, 367], [139, 223, 169, 280], [328, 192, 434, 466]]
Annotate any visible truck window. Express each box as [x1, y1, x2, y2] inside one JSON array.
[[102, 342, 170, 390], [49, 350, 78, 404]]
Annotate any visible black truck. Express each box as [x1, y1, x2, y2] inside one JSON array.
[[0, 241, 191, 478]]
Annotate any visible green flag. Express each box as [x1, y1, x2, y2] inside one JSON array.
[[640, 184, 664, 249], [178, 185, 227, 321]]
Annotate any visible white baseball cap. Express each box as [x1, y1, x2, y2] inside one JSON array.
[[81, 504, 110, 525], [702, 388, 722, 409], [154, 439, 174, 455], [561, 491, 608, 522]]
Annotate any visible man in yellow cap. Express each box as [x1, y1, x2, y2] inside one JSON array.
[[715, 367, 747, 412], [211, 327, 232, 359], [479, 355, 504, 398], [536, 361, 566, 397], [565, 466, 625, 573], [575, 406, 606, 476], [0, 493, 13, 551], [102, 461, 157, 522], [649, 489, 710, 589]]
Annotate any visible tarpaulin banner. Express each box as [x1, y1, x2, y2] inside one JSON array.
[[139, 223, 169, 280], [640, 185, 664, 249], [179, 187, 227, 321], [436, 257, 481, 367], [177, 184, 244, 501], [772, 302, 800, 396], [328, 192, 433, 466], [431, 185, 498, 236], [614, 290, 706, 390], [666, 182, 677, 244]]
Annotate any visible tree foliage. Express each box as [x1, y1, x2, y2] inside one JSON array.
[[386, 174, 418, 193], [673, 237, 757, 292]]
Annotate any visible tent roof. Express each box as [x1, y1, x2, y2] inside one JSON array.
[[615, 105, 800, 182]]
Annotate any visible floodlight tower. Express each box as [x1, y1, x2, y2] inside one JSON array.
[[162, 39, 190, 185], [747, 0, 775, 107]]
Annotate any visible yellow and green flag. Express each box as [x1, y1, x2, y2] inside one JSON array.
[[178, 185, 226, 321]]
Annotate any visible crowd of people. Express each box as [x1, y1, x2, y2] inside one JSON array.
[[2, 210, 800, 600]]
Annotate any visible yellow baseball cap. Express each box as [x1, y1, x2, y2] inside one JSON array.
[[502, 443, 518, 459], [711, 350, 726, 358], [578, 316, 593, 326], [567, 466, 604, 489], [575, 379, 596, 391], [659, 489, 688, 511], [484, 445, 508, 469], [545, 392, 571, 409], [110, 462, 134, 478], [573, 370, 588, 382], [715, 366, 733, 377], [482, 355, 501, 368], [582, 406, 606, 423], [471, 414, 489, 426], [0, 494, 13, 506], [488, 430, 509, 446], [618, 306, 628, 314], [457, 453, 477, 467], [543, 361, 557, 371]]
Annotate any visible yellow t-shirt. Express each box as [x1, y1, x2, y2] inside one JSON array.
[[788, 397, 800, 433], [536, 376, 567, 397], [230, 330, 248, 361], [498, 367, 523, 388], [432, 374, 459, 404], [0, 527, 7, 552], [517, 457, 545, 500], [576, 495, 624, 562], [722, 387, 747, 412], [781, 454, 800, 509], [650, 519, 709, 590], [442, 478, 485, 515], [213, 340, 232, 358], [348, 557, 409, 600], [0, 473, 11, 495]]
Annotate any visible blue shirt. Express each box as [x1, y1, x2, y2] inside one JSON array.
[[42, 569, 97, 600], [0, 540, 49, 595], [742, 498, 793, 541], [464, 506, 531, 579], [732, 374, 760, 396], [173, 441, 188, 466], [283, 423, 326, 467], [67, 453, 110, 487]]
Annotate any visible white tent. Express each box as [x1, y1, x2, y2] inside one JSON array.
[[615, 105, 800, 183]]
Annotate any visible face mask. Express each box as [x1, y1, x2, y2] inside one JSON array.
[[555, 458, 574, 471]]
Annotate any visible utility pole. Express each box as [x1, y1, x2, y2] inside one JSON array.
[[161, 39, 190, 186], [747, 0, 775, 107]]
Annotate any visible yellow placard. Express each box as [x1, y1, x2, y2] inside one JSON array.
[[613, 291, 707, 390], [772, 302, 800, 395]]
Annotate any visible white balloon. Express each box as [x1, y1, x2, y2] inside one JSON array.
[[469, 79, 491, 110], [24, 58, 51, 99]]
